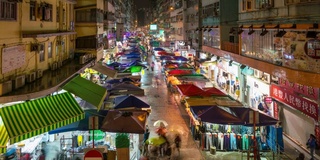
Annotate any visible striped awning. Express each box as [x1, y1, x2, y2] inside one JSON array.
[[62, 75, 107, 110], [0, 125, 9, 153], [0, 92, 84, 153]]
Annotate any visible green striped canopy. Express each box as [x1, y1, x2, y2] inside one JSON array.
[[0, 92, 84, 153], [62, 75, 108, 110], [0, 125, 9, 153]]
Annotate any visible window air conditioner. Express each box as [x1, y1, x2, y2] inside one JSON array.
[[13, 75, 26, 90], [26, 71, 36, 83], [0, 80, 13, 96], [79, 55, 87, 64], [254, 69, 263, 78], [36, 69, 43, 79]]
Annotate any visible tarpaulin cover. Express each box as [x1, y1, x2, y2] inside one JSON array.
[[153, 47, 165, 51], [200, 87, 227, 96], [190, 106, 243, 125], [113, 95, 150, 109], [167, 69, 194, 76], [176, 84, 203, 96], [231, 107, 279, 126], [101, 110, 148, 134]]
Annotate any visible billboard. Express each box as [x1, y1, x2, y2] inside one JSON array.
[[150, 24, 157, 30]]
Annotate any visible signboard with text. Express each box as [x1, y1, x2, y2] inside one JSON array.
[[278, 78, 319, 100], [271, 84, 318, 121]]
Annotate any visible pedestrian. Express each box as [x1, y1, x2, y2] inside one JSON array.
[[143, 125, 150, 143], [306, 134, 317, 160], [39, 149, 45, 160], [296, 152, 305, 160], [174, 134, 182, 154], [151, 62, 155, 71]]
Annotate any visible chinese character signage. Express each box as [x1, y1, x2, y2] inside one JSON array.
[[271, 84, 318, 121], [279, 78, 319, 100]]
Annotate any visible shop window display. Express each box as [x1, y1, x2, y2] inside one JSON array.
[[197, 123, 272, 151], [241, 30, 320, 74]]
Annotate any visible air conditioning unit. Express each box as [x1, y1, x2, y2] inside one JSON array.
[[26, 71, 36, 83], [36, 69, 43, 79], [79, 55, 87, 64], [254, 69, 263, 78], [0, 80, 13, 96], [13, 75, 26, 90], [51, 62, 58, 71]]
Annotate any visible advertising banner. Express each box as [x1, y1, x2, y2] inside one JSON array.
[[271, 84, 318, 121]]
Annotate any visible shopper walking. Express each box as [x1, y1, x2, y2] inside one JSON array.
[[306, 134, 317, 160], [151, 62, 155, 71]]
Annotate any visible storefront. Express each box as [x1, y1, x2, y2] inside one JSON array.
[[270, 80, 319, 157], [215, 59, 241, 100], [244, 71, 273, 117]]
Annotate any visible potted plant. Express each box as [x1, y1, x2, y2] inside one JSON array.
[[115, 133, 130, 160]]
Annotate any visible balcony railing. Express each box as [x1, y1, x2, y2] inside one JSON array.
[[221, 41, 239, 54]]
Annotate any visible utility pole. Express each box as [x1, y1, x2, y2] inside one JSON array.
[[197, 0, 202, 58]]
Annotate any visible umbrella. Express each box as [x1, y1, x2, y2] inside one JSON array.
[[146, 136, 167, 146], [106, 79, 121, 84], [157, 51, 170, 56], [153, 47, 165, 51], [160, 55, 174, 61], [173, 56, 188, 61], [167, 124, 185, 136], [120, 77, 135, 83], [113, 95, 150, 109], [153, 120, 168, 127], [101, 110, 148, 134]]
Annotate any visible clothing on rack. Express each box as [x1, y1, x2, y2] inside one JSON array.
[[230, 133, 237, 150], [218, 132, 224, 150]]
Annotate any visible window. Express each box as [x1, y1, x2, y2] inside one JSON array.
[[39, 44, 45, 62], [30, 1, 36, 21], [48, 42, 52, 58], [0, 0, 17, 20], [38, 3, 52, 21]]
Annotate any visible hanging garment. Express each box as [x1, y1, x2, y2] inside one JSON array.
[[212, 133, 218, 148], [230, 133, 237, 150], [218, 132, 224, 150], [206, 133, 213, 150], [242, 134, 249, 150], [236, 134, 242, 150], [223, 133, 230, 150]]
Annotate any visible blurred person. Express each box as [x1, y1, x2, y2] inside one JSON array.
[[306, 134, 317, 160]]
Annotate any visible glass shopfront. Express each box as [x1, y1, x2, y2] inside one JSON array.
[[241, 30, 320, 74]]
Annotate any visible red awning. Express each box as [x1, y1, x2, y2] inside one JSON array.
[[168, 69, 193, 76], [176, 84, 203, 96], [200, 87, 227, 96]]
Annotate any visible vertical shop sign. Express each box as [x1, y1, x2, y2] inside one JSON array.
[[279, 78, 319, 100], [116, 23, 124, 41], [273, 102, 279, 119], [271, 84, 318, 121]]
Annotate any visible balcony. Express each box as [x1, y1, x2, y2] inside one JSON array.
[[221, 41, 239, 54]]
